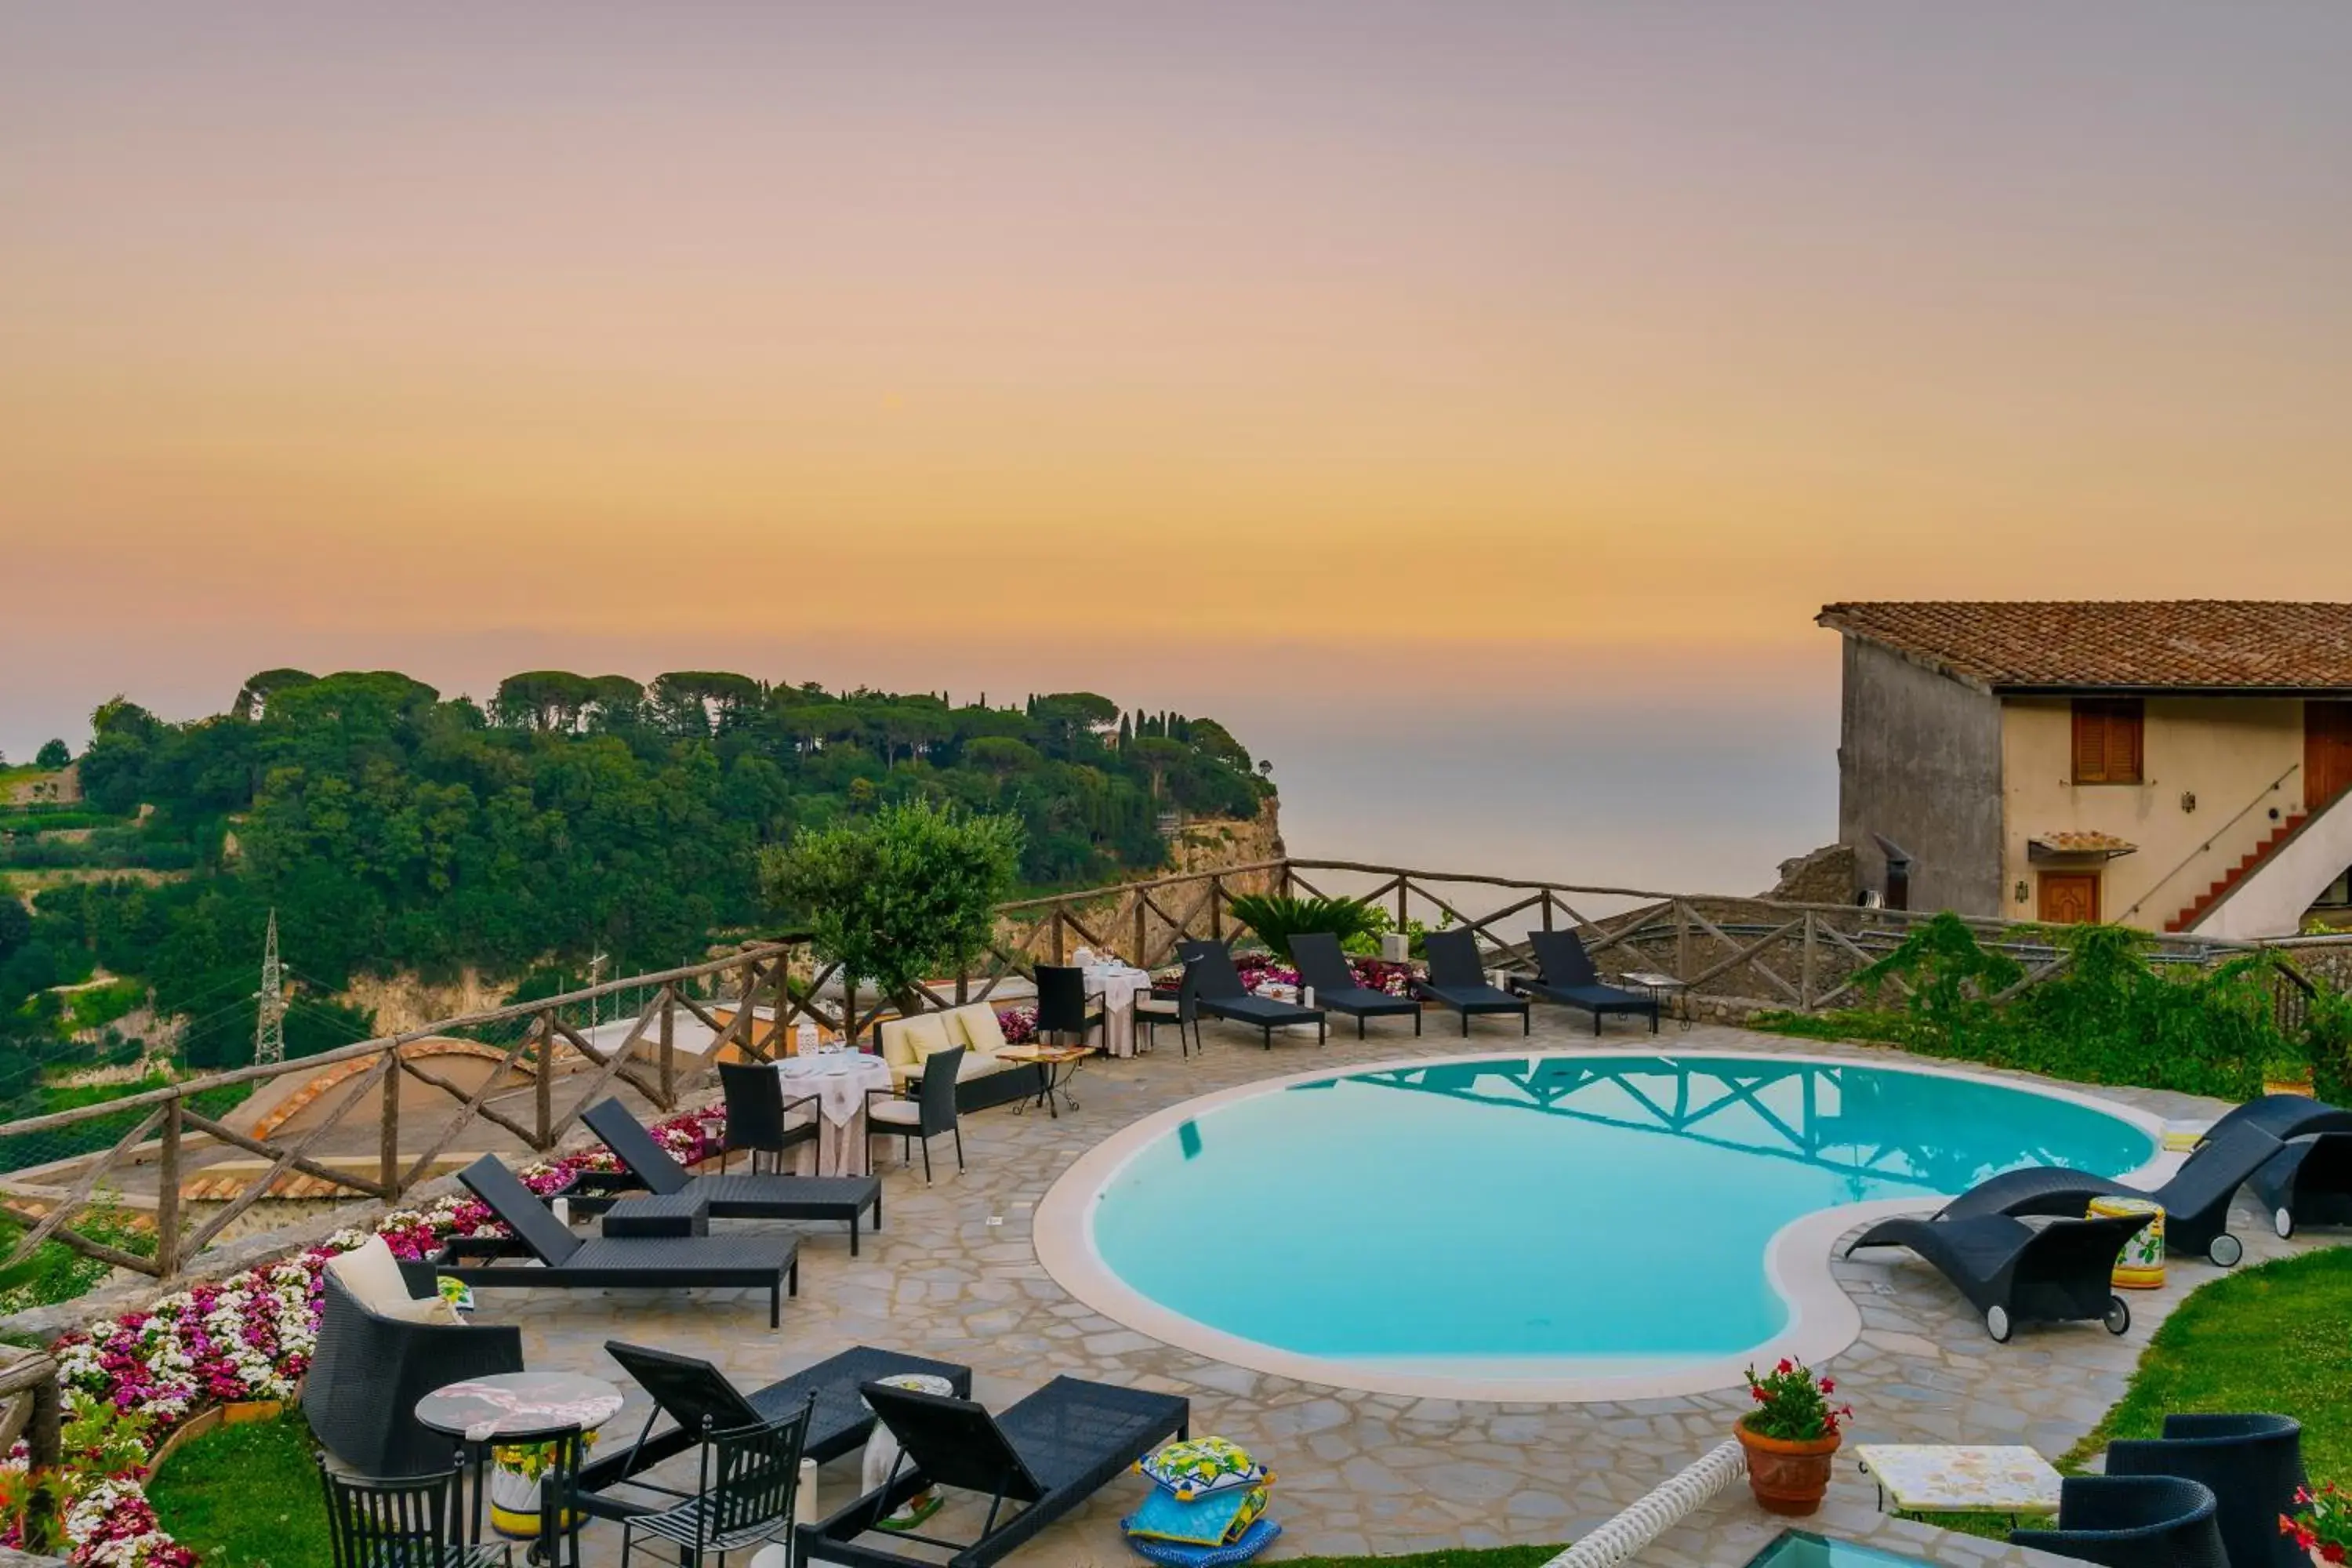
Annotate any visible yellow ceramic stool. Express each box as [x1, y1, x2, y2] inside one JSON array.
[[2089, 1195, 2165, 1289]]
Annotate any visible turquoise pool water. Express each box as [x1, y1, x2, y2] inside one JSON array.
[[1089, 1054, 2153, 1363], [1743, 1531, 1944, 1568]]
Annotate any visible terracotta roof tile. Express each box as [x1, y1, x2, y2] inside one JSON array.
[[1817, 601, 2352, 692], [2028, 831, 2139, 855]]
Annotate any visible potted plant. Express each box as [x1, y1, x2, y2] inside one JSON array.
[[1736, 1358, 1852, 1516], [2285, 1483, 2350, 1565], [488, 1435, 594, 1540]]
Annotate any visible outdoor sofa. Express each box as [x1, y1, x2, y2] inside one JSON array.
[[572, 1097, 883, 1254], [1843, 1208, 2153, 1342], [876, 1003, 1046, 1113], [439, 1155, 799, 1327], [799, 1375, 1189, 1568], [1174, 940, 1327, 1049], [1413, 927, 1530, 1036], [1288, 932, 1421, 1037]]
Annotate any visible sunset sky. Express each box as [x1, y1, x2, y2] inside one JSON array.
[[5, 4, 2349, 881]]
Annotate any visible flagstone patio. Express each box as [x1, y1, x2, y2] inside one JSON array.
[[480, 1014, 2327, 1567]]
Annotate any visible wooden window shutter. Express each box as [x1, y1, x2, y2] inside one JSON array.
[[2110, 702, 2143, 782], [2072, 699, 2144, 784], [2072, 705, 2108, 782]]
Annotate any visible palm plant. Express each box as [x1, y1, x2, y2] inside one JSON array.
[[1225, 894, 1383, 960]]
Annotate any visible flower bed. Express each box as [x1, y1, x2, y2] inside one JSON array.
[[1154, 955, 1417, 998], [2, 1109, 724, 1566]]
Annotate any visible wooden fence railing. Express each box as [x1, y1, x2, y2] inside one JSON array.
[[5, 854, 2344, 1288]]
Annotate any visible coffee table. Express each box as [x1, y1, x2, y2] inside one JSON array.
[[996, 1044, 1091, 1117], [1853, 1443, 2061, 1523]]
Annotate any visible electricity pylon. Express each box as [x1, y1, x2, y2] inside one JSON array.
[[254, 909, 286, 1066]]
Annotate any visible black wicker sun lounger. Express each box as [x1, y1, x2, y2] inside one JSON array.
[[573, 1341, 973, 1523], [1288, 932, 1422, 1038], [1176, 940, 1327, 1050], [1890, 1123, 2285, 1268], [1844, 1209, 2152, 1342], [2200, 1091, 2352, 1145], [574, 1098, 884, 1254], [2249, 1132, 2352, 1241], [1413, 927, 1530, 1036], [800, 1375, 1189, 1568], [441, 1155, 800, 1328], [1518, 930, 1659, 1035]]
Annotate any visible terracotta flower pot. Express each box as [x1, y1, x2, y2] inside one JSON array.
[[1736, 1417, 1842, 1516]]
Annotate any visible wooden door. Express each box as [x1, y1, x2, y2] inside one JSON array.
[[2038, 871, 2101, 924], [2309, 702, 2352, 810]]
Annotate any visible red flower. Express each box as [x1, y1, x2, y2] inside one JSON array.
[[2325, 1545, 2346, 1564], [1819, 1377, 1835, 1394]]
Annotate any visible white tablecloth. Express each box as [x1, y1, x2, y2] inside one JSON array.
[[1083, 964, 1152, 1057], [776, 1054, 894, 1178]]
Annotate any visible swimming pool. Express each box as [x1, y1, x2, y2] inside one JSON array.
[[1040, 1052, 2159, 1399]]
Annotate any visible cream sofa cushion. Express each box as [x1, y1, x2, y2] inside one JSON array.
[[895, 1011, 956, 1062], [947, 1004, 1009, 1058], [328, 1235, 460, 1325]]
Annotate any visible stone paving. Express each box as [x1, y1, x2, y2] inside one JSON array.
[[473, 1015, 2339, 1567]]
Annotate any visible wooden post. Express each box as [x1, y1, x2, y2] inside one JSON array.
[[843, 975, 858, 1050], [1396, 879, 1409, 932], [153, 1097, 182, 1281], [1675, 901, 1691, 983], [1800, 913, 1817, 1011], [534, 1011, 554, 1149], [1279, 862, 1294, 898], [771, 960, 791, 1065], [1209, 877, 1224, 942], [1134, 895, 1148, 968], [659, 986, 677, 1104], [1050, 910, 1067, 966], [379, 1047, 402, 1198], [741, 959, 762, 1057], [1541, 891, 1555, 931]]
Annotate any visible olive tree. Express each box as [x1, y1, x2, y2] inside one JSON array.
[[758, 799, 1023, 1017]]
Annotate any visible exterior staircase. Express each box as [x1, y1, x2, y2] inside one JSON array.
[[2166, 811, 2310, 932]]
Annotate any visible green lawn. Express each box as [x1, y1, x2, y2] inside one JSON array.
[[145, 1415, 332, 1568], [2061, 1242, 2352, 1475]]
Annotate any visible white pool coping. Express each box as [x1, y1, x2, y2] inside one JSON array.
[[1030, 1048, 2174, 1403]]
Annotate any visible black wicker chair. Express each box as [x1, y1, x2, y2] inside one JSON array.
[[2011, 1475, 2228, 1568], [1896, 1123, 2285, 1268], [1032, 966, 1105, 1048], [2104, 1414, 2307, 1568], [575, 1098, 883, 1254], [799, 1376, 1189, 1568], [2249, 1133, 2352, 1241], [718, 1062, 819, 1174], [1844, 1210, 2150, 1342], [1518, 930, 1658, 1035], [1289, 933, 1421, 1039], [318, 1454, 512, 1566], [1174, 941, 1326, 1050], [441, 1156, 799, 1328], [1413, 928, 1530, 1036], [867, 1046, 964, 1182], [303, 1259, 523, 1479]]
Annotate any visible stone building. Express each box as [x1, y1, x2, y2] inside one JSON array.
[[1817, 601, 2352, 937]]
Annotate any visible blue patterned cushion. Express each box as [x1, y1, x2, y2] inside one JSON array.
[[1123, 1483, 1267, 1546], [1125, 1518, 1282, 1567]]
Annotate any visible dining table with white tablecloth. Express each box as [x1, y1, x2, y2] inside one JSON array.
[[775, 1052, 895, 1178], [1079, 961, 1153, 1057]]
